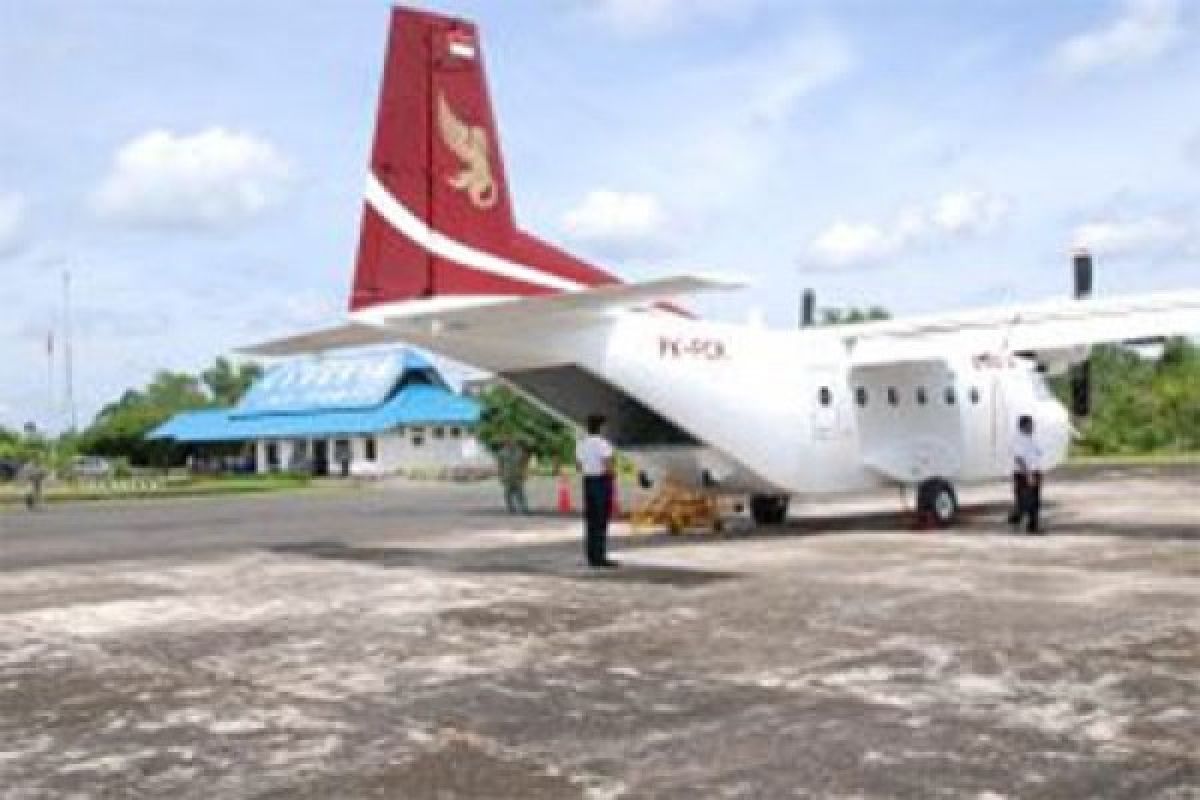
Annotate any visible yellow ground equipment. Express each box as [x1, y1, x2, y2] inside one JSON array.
[[630, 481, 722, 535]]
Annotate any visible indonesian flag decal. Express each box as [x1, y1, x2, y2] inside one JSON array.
[[447, 29, 476, 60]]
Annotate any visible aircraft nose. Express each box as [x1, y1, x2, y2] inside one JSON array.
[[1039, 399, 1071, 463]]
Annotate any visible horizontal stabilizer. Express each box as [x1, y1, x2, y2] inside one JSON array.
[[239, 323, 407, 357], [241, 274, 743, 357], [371, 274, 743, 326]]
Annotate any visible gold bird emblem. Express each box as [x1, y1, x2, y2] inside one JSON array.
[[437, 92, 498, 210]]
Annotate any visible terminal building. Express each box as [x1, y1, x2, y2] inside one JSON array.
[[150, 350, 489, 477]]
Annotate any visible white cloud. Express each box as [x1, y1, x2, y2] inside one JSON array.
[[91, 128, 293, 231], [1070, 214, 1192, 257], [1051, 0, 1185, 77], [0, 192, 27, 257], [808, 221, 894, 270], [588, 0, 761, 36], [932, 190, 1011, 236], [562, 189, 668, 255], [806, 189, 1011, 270]]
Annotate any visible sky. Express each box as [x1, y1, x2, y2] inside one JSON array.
[[2, 0, 1199, 432]]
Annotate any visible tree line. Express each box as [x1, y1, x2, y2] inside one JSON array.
[[2, 317, 1197, 470], [0, 357, 263, 470]]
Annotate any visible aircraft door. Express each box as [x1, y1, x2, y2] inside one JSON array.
[[990, 371, 1010, 469], [810, 369, 847, 442], [990, 363, 1033, 471]]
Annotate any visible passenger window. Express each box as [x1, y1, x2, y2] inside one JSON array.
[[916, 387, 928, 405], [944, 387, 957, 405], [887, 387, 899, 406], [855, 387, 868, 407], [818, 387, 832, 407], [969, 388, 981, 405]]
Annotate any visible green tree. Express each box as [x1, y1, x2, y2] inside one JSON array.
[[77, 356, 264, 466], [819, 306, 892, 326], [79, 370, 211, 465], [202, 357, 263, 406], [1064, 340, 1200, 455], [477, 385, 575, 467]]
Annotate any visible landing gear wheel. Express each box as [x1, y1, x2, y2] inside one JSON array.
[[750, 494, 790, 526], [917, 478, 959, 528]]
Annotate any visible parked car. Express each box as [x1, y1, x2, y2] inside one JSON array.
[[70, 455, 113, 479], [0, 458, 21, 482]]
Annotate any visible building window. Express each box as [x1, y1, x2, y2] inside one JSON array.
[[818, 387, 832, 407], [412, 435, 425, 448], [364, 437, 377, 462], [916, 387, 928, 405], [887, 387, 899, 406], [449, 427, 461, 438], [433, 426, 445, 439], [969, 387, 981, 405], [266, 441, 279, 469], [944, 387, 957, 405], [855, 387, 868, 407]]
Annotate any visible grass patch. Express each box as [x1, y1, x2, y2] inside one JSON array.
[[0, 473, 318, 508], [1067, 451, 1200, 466]]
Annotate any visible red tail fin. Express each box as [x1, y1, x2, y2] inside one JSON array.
[[350, 8, 618, 311]]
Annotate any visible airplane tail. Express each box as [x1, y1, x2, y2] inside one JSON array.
[[350, 7, 620, 311]]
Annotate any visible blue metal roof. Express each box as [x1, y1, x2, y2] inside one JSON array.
[[148, 350, 479, 443], [236, 351, 438, 416]]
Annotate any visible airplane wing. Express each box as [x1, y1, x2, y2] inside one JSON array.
[[237, 322, 404, 358], [240, 275, 744, 357], [842, 290, 1200, 365]]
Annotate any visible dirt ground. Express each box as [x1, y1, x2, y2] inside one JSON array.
[[1, 467, 1197, 798]]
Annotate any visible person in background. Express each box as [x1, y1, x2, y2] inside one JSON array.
[[496, 436, 530, 515], [1008, 414, 1044, 534], [576, 414, 617, 568], [23, 457, 47, 512]]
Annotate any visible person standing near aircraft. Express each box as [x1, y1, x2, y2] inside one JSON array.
[[23, 458, 47, 512], [1009, 415, 1044, 534], [577, 414, 617, 568], [496, 436, 530, 514]]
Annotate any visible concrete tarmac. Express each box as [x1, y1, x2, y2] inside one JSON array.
[[1, 466, 1197, 798]]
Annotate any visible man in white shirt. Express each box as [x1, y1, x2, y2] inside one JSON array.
[[576, 414, 618, 568], [1008, 415, 1044, 534]]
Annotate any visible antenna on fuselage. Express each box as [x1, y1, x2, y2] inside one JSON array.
[[1070, 249, 1094, 418], [800, 289, 816, 328]]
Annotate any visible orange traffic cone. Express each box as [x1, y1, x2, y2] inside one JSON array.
[[557, 469, 573, 514]]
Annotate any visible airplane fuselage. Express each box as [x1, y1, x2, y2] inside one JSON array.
[[353, 305, 1071, 496]]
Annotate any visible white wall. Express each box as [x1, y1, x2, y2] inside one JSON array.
[[255, 425, 492, 477]]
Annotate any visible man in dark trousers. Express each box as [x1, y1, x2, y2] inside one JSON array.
[[576, 414, 618, 568], [1008, 414, 1044, 534], [496, 435, 530, 514], [23, 458, 47, 512]]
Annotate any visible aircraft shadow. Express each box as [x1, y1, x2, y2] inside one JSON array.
[[267, 502, 1014, 584], [268, 538, 743, 587], [1037, 519, 1200, 541]]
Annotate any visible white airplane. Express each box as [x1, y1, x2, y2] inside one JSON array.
[[247, 7, 1200, 527]]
